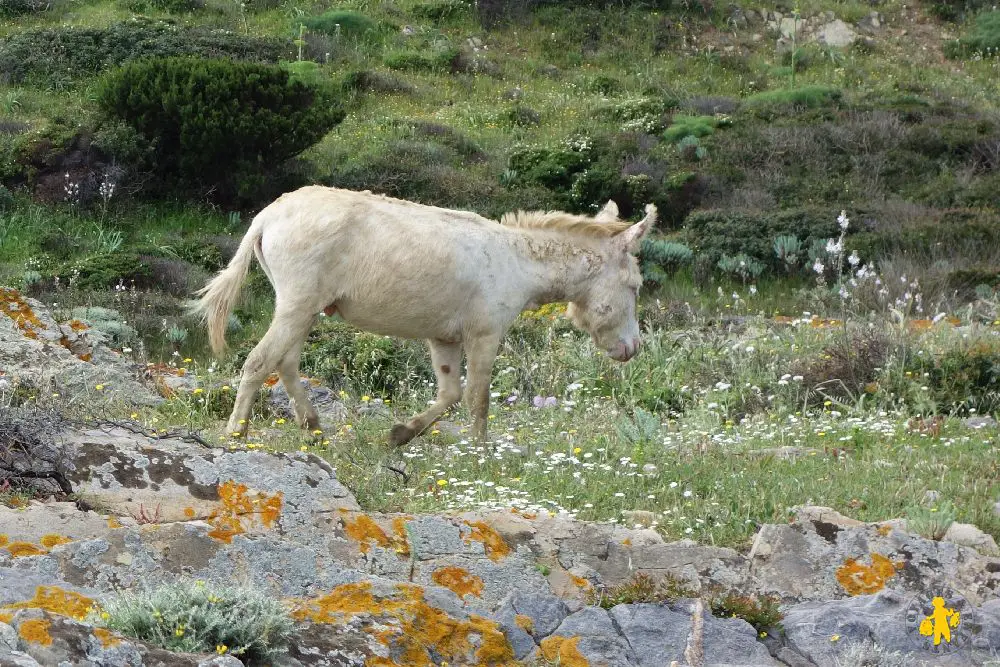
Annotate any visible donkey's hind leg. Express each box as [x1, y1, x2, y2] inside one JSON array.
[[227, 306, 315, 436], [388, 340, 463, 447], [275, 325, 320, 431]]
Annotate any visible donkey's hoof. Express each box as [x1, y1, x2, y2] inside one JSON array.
[[389, 423, 416, 447]]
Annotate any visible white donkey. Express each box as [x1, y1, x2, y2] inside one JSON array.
[[192, 186, 656, 445]]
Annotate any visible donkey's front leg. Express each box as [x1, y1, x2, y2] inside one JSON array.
[[463, 333, 502, 443], [388, 340, 463, 447]]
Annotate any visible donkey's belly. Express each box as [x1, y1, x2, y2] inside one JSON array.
[[334, 299, 463, 342]]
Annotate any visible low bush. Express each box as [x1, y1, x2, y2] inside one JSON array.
[[99, 579, 295, 664], [411, 0, 471, 21], [0, 0, 54, 16], [0, 19, 289, 84], [684, 207, 845, 273], [97, 57, 342, 200], [663, 114, 729, 143], [383, 47, 460, 72], [300, 10, 384, 40], [343, 69, 416, 95], [54, 252, 152, 290], [924, 0, 995, 22], [299, 319, 433, 396], [744, 86, 842, 118], [945, 11, 1000, 58], [639, 238, 693, 286]]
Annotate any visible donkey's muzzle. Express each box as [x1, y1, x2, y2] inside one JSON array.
[[609, 337, 640, 362]]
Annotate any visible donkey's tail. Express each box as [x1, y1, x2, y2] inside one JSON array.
[[188, 214, 266, 356]]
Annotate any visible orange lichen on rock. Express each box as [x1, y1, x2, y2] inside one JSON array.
[[343, 514, 391, 554], [183, 507, 196, 518], [4, 586, 96, 620], [68, 319, 89, 332], [206, 480, 283, 543], [431, 566, 484, 599], [39, 534, 72, 549], [0, 534, 8, 548], [291, 582, 513, 666], [0, 288, 46, 339], [570, 574, 592, 590], [94, 627, 121, 648], [18, 618, 53, 646], [515, 614, 534, 634], [836, 553, 904, 596], [107, 516, 123, 529], [540, 635, 589, 667], [5, 541, 47, 557], [391, 517, 411, 557], [463, 521, 511, 562]]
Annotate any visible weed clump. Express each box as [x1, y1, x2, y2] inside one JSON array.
[[98, 579, 294, 663], [945, 11, 1000, 59], [586, 572, 696, 609], [708, 590, 783, 634]]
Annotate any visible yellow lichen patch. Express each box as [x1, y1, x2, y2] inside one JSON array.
[[570, 574, 592, 590], [183, 507, 196, 518], [0, 611, 12, 624], [39, 534, 72, 549], [0, 288, 46, 339], [463, 521, 511, 562], [343, 514, 391, 554], [540, 635, 589, 667], [93, 627, 121, 648], [107, 516, 123, 529], [4, 586, 96, 620], [206, 480, 283, 543], [68, 319, 89, 332], [18, 618, 53, 646], [0, 534, 8, 548], [5, 541, 47, 558], [431, 566, 484, 599], [876, 524, 893, 537], [836, 553, 904, 596], [290, 582, 513, 666], [77, 353, 93, 362], [515, 614, 534, 634]]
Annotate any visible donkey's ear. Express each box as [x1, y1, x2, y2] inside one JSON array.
[[615, 204, 657, 253], [594, 200, 620, 223]]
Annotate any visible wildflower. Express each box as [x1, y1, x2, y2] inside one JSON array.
[[192, 388, 203, 395], [749, 285, 757, 295], [838, 211, 849, 231], [825, 238, 842, 254], [221, 385, 231, 391], [217, 645, 228, 655], [361, 395, 371, 402], [95, 384, 104, 391], [175, 626, 185, 637], [275, 418, 286, 425], [300, 445, 308, 451], [813, 260, 825, 275], [100, 611, 110, 620], [183, 358, 192, 363], [830, 634, 841, 642], [437, 479, 448, 487], [431, 429, 440, 435], [130, 413, 138, 419], [573, 447, 582, 454], [312, 429, 323, 435], [848, 251, 860, 266]]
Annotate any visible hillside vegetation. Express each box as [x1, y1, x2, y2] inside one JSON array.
[[2, 0, 1000, 549]]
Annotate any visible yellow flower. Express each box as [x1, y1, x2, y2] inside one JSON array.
[[830, 634, 841, 642], [488, 414, 496, 420], [312, 429, 323, 435], [300, 445, 308, 451], [130, 413, 138, 419], [221, 385, 231, 391], [51, 392, 59, 398], [437, 479, 448, 487], [217, 645, 228, 655], [175, 626, 185, 637], [573, 447, 582, 454], [275, 418, 286, 425], [231, 432, 241, 437], [361, 395, 371, 402], [100, 611, 110, 620], [192, 388, 203, 395], [759, 631, 767, 638], [95, 384, 104, 391], [238, 419, 246, 424], [431, 429, 440, 435], [183, 358, 192, 363]]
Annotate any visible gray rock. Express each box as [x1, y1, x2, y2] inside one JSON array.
[[503, 590, 569, 639], [814, 19, 857, 47], [550, 606, 635, 666], [0, 502, 115, 546], [782, 589, 1000, 666], [0, 623, 18, 652], [0, 650, 42, 666], [406, 516, 466, 558], [779, 16, 800, 38], [964, 416, 997, 430], [609, 602, 780, 666], [0, 290, 160, 406], [268, 381, 348, 425]]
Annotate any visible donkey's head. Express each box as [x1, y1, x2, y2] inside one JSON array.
[[566, 201, 656, 362]]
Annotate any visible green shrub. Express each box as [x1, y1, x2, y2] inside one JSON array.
[[945, 11, 1000, 58], [68, 306, 139, 347], [903, 337, 1000, 414], [99, 579, 294, 664], [507, 145, 592, 190], [587, 572, 696, 609], [383, 47, 459, 72], [97, 57, 342, 199], [125, 0, 203, 13], [300, 10, 383, 40], [0, 19, 289, 84], [925, 0, 994, 21], [639, 238, 693, 285], [0, 0, 52, 16], [744, 86, 842, 118], [684, 207, 845, 274], [343, 69, 416, 94], [300, 319, 433, 396], [411, 0, 471, 21], [663, 114, 729, 143], [905, 501, 958, 540], [708, 590, 783, 633], [55, 252, 152, 290]]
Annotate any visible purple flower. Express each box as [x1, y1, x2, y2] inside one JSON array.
[[533, 395, 558, 408]]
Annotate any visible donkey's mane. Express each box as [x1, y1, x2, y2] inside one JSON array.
[[499, 210, 632, 238]]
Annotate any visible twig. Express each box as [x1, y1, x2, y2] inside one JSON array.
[[385, 462, 410, 484]]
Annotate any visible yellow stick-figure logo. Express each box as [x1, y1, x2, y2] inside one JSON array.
[[919, 596, 961, 645]]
